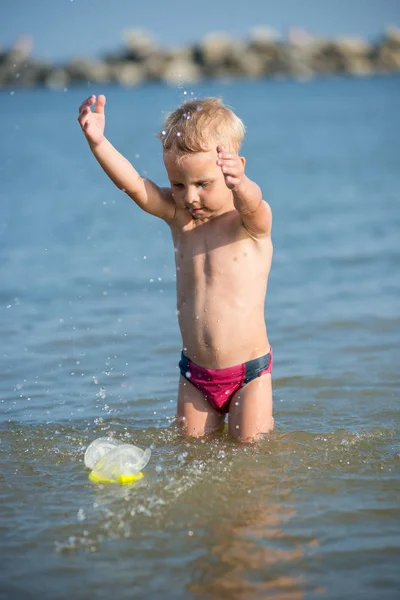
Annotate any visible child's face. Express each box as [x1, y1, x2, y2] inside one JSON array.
[[164, 149, 232, 220]]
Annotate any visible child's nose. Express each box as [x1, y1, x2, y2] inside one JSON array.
[[185, 188, 199, 205]]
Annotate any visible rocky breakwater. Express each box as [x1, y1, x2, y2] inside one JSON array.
[[1, 26, 400, 89]]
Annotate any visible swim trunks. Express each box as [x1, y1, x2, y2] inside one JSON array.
[[178, 349, 272, 413]]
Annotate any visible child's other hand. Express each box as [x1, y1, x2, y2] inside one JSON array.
[[216, 145, 245, 190], [78, 95, 106, 148]]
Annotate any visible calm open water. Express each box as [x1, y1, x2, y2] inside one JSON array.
[[0, 76, 399, 600]]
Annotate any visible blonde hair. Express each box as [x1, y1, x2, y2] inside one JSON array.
[[159, 97, 246, 155]]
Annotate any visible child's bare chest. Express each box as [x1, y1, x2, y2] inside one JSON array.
[[170, 212, 270, 289]]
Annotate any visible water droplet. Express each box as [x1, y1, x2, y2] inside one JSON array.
[[185, 371, 191, 378], [235, 425, 239, 429]]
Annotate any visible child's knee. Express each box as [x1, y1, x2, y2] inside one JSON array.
[[230, 417, 274, 443], [178, 415, 224, 438], [178, 415, 204, 437]]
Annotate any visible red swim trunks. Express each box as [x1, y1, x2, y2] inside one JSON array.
[[178, 349, 273, 413]]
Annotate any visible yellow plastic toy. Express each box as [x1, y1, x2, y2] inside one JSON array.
[[88, 470, 144, 485], [84, 437, 151, 485]]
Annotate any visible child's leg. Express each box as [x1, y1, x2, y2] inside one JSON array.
[[177, 375, 225, 437], [228, 374, 274, 442]]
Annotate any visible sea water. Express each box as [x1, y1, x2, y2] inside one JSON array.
[[0, 76, 399, 599]]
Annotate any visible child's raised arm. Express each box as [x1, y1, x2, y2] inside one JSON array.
[[217, 145, 272, 238], [78, 95, 175, 223]]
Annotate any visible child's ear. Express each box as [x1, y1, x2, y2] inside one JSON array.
[[240, 156, 246, 169]]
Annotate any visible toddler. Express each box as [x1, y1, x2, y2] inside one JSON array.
[[78, 95, 273, 442]]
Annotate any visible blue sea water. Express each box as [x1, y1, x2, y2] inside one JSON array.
[[0, 75, 399, 599]]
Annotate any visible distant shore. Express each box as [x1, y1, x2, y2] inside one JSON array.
[[1, 26, 400, 89]]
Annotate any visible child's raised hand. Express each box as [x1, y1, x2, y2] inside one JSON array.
[[216, 145, 245, 190], [78, 94, 106, 148]]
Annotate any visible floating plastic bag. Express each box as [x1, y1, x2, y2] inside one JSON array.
[[84, 437, 151, 485]]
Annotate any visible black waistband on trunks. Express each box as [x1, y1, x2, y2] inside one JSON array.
[[243, 352, 271, 383]]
